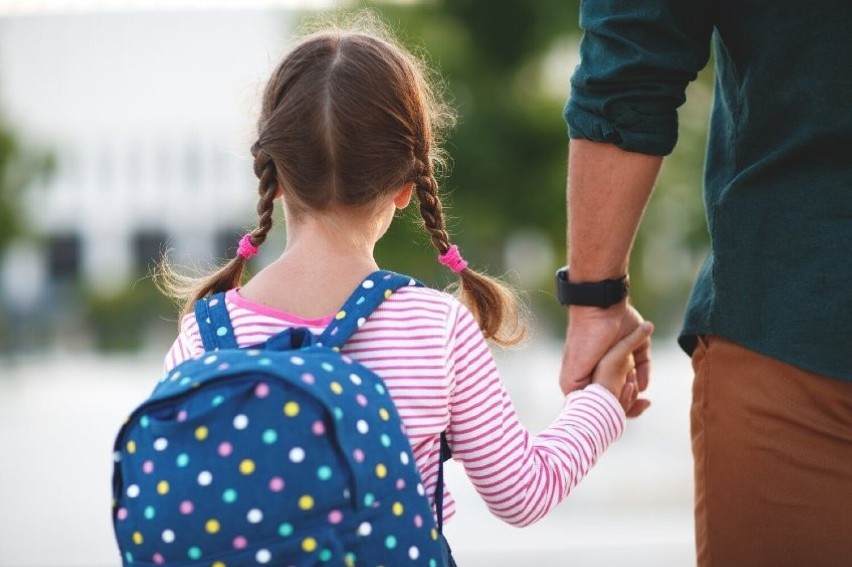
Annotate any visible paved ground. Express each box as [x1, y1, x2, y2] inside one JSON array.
[[0, 340, 696, 567]]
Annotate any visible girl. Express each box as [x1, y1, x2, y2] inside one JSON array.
[[160, 16, 652, 565]]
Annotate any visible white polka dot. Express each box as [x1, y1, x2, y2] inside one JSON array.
[[356, 420, 369, 434], [153, 438, 168, 451], [204, 355, 217, 365], [247, 508, 263, 523], [357, 521, 372, 536], [198, 471, 213, 486], [417, 483, 425, 496], [290, 356, 305, 365], [409, 546, 420, 560], [162, 529, 175, 543], [126, 484, 140, 498], [400, 451, 410, 465], [256, 549, 271, 564], [113, 451, 122, 463], [356, 317, 366, 328], [362, 280, 375, 289], [289, 447, 306, 463], [349, 373, 362, 386], [233, 414, 249, 430]]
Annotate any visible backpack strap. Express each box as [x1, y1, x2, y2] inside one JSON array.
[[193, 292, 237, 351], [318, 270, 421, 349]]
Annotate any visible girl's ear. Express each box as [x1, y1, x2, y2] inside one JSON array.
[[393, 182, 414, 209]]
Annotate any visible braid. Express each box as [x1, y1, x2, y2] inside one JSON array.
[[249, 142, 278, 249], [413, 165, 526, 347]]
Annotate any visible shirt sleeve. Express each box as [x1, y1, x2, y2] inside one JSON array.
[[163, 313, 204, 372], [565, 0, 714, 155], [444, 303, 626, 527]]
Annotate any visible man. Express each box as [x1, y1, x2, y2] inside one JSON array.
[[557, 2, 852, 566]]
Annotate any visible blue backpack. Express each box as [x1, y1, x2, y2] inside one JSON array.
[[111, 271, 446, 567]]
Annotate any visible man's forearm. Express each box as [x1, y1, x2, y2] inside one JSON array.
[[567, 139, 663, 282]]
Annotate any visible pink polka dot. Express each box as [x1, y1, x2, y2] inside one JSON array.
[[116, 508, 128, 521], [328, 510, 343, 524], [233, 536, 248, 549], [152, 553, 164, 564], [255, 383, 270, 398], [142, 460, 154, 474], [218, 442, 233, 457], [180, 500, 194, 514], [341, 355, 353, 364], [356, 394, 368, 407], [217, 362, 230, 371], [311, 420, 325, 435], [269, 476, 284, 492], [414, 514, 423, 528], [396, 478, 406, 490], [353, 448, 365, 463], [301, 373, 315, 384], [177, 410, 188, 422]]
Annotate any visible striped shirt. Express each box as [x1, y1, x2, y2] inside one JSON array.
[[164, 285, 626, 527]]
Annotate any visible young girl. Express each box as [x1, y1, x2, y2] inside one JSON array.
[[160, 17, 652, 565]]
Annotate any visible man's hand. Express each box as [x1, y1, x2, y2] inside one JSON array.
[[560, 302, 652, 418]]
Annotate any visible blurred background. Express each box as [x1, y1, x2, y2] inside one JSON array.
[[0, 1, 712, 565]]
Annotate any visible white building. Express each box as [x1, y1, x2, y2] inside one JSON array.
[[0, 9, 297, 303]]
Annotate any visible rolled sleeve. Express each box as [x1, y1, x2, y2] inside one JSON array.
[[565, 1, 713, 156]]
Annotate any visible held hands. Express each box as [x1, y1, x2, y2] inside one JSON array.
[[560, 303, 653, 417]]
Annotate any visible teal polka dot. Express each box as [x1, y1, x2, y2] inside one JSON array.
[[216, 326, 228, 337], [124, 552, 133, 563], [375, 383, 386, 395], [385, 535, 397, 549], [278, 522, 294, 537], [317, 466, 332, 480], [259, 358, 272, 366], [429, 560, 437, 567], [333, 407, 343, 421], [211, 395, 225, 407], [364, 492, 375, 506], [319, 548, 332, 562], [380, 434, 391, 447], [188, 546, 202, 560], [321, 362, 334, 372], [143, 505, 155, 520], [176, 453, 190, 467], [262, 429, 278, 444], [179, 377, 191, 387], [139, 415, 150, 428], [222, 488, 238, 503]]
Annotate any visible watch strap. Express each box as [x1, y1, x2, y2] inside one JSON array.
[[556, 267, 629, 307]]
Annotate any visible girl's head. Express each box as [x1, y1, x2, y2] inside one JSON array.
[[162, 15, 524, 345]]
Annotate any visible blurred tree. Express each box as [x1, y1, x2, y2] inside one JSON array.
[[321, 1, 713, 335]]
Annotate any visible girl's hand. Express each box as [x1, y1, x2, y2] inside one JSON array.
[[591, 321, 654, 413]]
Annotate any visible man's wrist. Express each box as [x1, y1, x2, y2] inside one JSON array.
[[556, 266, 629, 308]]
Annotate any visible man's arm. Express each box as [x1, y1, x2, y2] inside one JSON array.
[[559, 139, 662, 417]]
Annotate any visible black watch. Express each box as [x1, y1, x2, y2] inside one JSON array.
[[555, 266, 629, 307]]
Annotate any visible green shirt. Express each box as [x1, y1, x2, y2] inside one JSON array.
[[565, 1, 852, 381]]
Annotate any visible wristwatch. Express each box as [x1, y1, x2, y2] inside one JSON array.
[[555, 266, 629, 307]]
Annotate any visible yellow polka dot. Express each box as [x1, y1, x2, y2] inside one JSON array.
[[330, 382, 343, 395], [205, 519, 220, 534], [284, 401, 300, 417], [378, 408, 390, 421], [392, 502, 404, 516], [335, 311, 346, 320], [375, 463, 387, 478], [195, 426, 208, 441], [298, 495, 314, 510], [431, 528, 438, 540], [132, 531, 143, 545], [156, 480, 169, 495], [302, 537, 317, 553], [384, 289, 392, 298], [212, 562, 226, 567], [126, 440, 136, 454], [239, 459, 255, 475]]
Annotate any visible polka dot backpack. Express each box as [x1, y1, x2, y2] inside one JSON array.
[[111, 271, 446, 567]]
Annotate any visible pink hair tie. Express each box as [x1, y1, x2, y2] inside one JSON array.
[[237, 233, 259, 259], [438, 244, 468, 273]]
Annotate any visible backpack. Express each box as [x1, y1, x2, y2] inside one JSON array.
[[111, 270, 446, 567]]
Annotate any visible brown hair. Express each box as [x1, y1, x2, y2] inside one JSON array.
[[159, 14, 525, 345]]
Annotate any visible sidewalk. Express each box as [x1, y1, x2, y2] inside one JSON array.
[[0, 341, 696, 567]]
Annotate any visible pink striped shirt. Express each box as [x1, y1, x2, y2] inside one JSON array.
[[164, 285, 626, 527]]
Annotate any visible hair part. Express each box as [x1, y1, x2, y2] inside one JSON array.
[[158, 10, 526, 343]]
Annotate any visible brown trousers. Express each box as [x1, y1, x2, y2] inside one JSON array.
[[691, 336, 852, 567]]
